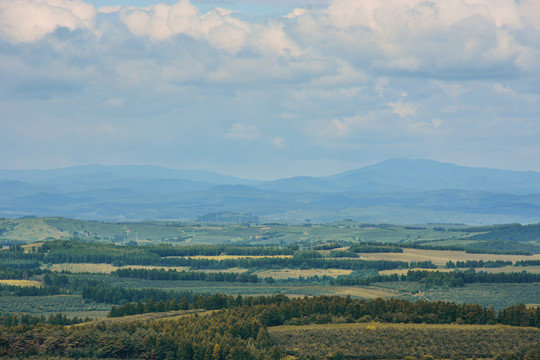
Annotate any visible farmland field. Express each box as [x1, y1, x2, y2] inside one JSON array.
[[0, 279, 42, 287], [43, 263, 191, 273], [269, 322, 540, 359], [359, 248, 540, 266], [379, 265, 540, 275], [0, 217, 539, 360], [256, 268, 352, 279]]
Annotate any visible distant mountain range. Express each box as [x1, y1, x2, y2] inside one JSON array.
[[1, 158, 540, 224]]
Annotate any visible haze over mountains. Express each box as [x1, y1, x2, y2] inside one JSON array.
[[1, 158, 540, 224]]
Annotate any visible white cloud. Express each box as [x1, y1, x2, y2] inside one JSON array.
[[301, 0, 539, 76], [251, 22, 301, 57], [272, 137, 287, 148], [224, 123, 261, 141], [284, 8, 306, 19], [387, 101, 418, 118], [98, 5, 120, 14], [117, 1, 251, 53], [1, 0, 540, 176], [493, 83, 514, 95], [0, 0, 96, 42]]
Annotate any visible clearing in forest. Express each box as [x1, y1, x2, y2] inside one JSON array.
[[256, 268, 352, 279]]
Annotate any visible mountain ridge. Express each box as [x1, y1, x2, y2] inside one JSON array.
[[1, 159, 539, 224]]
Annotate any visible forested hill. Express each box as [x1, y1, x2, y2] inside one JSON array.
[[2, 159, 540, 223], [465, 223, 540, 242]]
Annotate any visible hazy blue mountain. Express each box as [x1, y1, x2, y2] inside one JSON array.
[[0, 181, 56, 201], [0, 165, 254, 185], [1, 159, 540, 224], [256, 176, 333, 193], [323, 158, 540, 194], [252, 158, 540, 194]]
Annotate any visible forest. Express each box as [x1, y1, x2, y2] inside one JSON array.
[[1, 295, 539, 359], [0, 219, 539, 359]]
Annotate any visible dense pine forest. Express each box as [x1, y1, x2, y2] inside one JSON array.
[[1, 295, 539, 359]]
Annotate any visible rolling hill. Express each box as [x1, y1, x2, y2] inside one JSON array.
[[1, 159, 539, 224]]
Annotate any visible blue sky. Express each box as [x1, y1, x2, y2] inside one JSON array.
[[1, 0, 539, 180]]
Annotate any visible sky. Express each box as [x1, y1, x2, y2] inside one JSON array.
[[1, 0, 539, 180]]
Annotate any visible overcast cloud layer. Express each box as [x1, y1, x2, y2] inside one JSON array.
[[1, 0, 539, 179]]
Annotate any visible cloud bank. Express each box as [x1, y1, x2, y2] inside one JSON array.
[[1, 0, 539, 178]]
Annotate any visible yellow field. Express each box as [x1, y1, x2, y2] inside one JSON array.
[[327, 286, 397, 298], [22, 242, 44, 253], [169, 255, 293, 260], [43, 263, 190, 274], [359, 248, 540, 266], [256, 268, 352, 279], [0, 279, 42, 287], [380, 265, 540, 275]]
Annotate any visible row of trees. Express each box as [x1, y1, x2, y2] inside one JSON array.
[[20, 240, 418, 270], [335, 269, 540, 288], [0, 312, 90, 326], [81, 284, 195, 305], [146, 244, 295, 257], [0, 283, 64, 296], [349, 242, 403, 253], [107, 293, 540, 328], [113, 268, 261, 283], [445, 260, 513, 268]]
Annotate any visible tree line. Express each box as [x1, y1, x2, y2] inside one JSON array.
[[445, 260, 513, 268], [335, 269, 540, 288], [27, 240, 418, 270], [0, 294, 538, 359], [108, 293, 540, 328], [0, 312, 90, 327], [113, 268, 261, 283]]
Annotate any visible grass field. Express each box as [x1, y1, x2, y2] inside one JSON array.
[[269, 322, 540, 359], [0, 218, 489, 245], [380, 265, 540, 275], [256, 268, 352, 279], [0, 279, 42, 287], [325, 286, 397, 298], [21, 242, 44, 253], [43, 263, 191, 273], [0, 218, 69, 242], [359, 248, 540, 266]]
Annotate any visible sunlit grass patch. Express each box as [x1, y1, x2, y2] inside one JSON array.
[[256, 268, 352, 279], [44, 263, 118, 273], [21, 242, 44, 253], [359, 248, 540, 266], [327, 286, 397, 298], [0, 279, 42, 287], [43, 263, 192, 273]]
